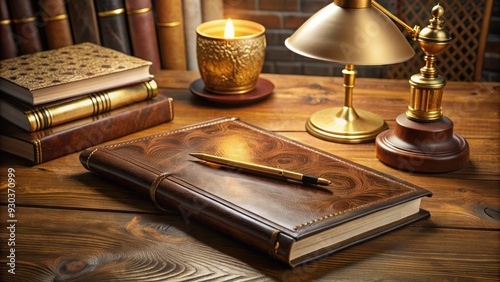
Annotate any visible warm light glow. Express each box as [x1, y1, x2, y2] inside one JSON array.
[[224, 18, 235, 39]]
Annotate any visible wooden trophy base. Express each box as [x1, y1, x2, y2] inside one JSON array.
[[375, 114, 469, 173]]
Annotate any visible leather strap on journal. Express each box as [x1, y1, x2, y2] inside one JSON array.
[[149, 172, 172, 212]]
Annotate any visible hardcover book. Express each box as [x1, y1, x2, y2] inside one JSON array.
[[125, 0, 161, 71], [0, 43, 153, 105], [79, 117, 432, 266], [8, 0, 43, 55], [0, 0, 17, 59], [95, 0, 132, 55], [0, 93, 173, 164], [67, 0, 101, 45], [0, 80, 158, 132], [38, 0, 73, 49], [155, 0, 187, 70], [182, 0, 201, 71]]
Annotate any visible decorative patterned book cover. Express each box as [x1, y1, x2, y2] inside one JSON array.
[[8, 0, 43, 55], [79, 117, 432, 267], [125, 0, 161, 71], [0, 80, 158, 132], [0, 93, 173, 165], [0, 0, 17, 59], [95, 0, 132, 55], [155, 0, 187, 70], [38, 0, 73, 49], [0, 42, 153, 106]]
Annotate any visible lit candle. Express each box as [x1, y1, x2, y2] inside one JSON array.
[[196, 19, 266, 94], [224, 18, 235, 39]]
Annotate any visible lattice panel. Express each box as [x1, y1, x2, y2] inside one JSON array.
[[384, 0, 491, 81]]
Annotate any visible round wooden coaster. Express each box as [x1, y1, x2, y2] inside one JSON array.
[[189, 77, 274, 105]]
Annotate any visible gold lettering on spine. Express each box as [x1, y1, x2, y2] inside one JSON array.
[[12, 17, 36, 24], [43, 14, 68, 22], [144, 80, 158, 99], [157, 22, 181, 28], [33, 139, 42, 164], [98, 8, 125, 17], [89, 92, 112, 115], [127, 7, 152, 15]]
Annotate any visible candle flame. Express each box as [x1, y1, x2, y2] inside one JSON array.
[[224, 18, 235, 39]]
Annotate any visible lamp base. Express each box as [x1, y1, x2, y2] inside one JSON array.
[[306, 106, 388, 143], [375, 114, 469, 172]]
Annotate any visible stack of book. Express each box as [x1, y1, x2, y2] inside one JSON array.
[[1, 0, 224, 71], [0, 42, 174, 164]]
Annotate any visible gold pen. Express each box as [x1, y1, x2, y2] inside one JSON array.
[[189, 153, 332, 186]]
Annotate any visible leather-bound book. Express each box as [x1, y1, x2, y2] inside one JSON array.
[[1, 80, 158, 132], [0, 43, 152, 105], [182, 0, 201, 70], [8, 0, 43, 55], [67, 0, 101, 44], [38, 0, 73, 49], [155, 0, 187, 70], [201, 0, 223, 21], [125, 0, 161, 72], [0, 0, 17, 59], [0, 93, 173, 165], [80, 117, 432, 267], [95, 0, 132, 55]]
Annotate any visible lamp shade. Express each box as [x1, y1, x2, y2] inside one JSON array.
[[285, 1, 415, 65]]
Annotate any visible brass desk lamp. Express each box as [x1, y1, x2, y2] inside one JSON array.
[[285, 0, 415, 143], [373, 2, 470, 172]]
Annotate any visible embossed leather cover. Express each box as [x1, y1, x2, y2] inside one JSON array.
[[80, 117, 431, 266]]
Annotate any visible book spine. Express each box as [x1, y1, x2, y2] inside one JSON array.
[[38, 0, 73, 49], [25, 80, 158, 132], [8, 0, 44, 54], [66, 0, 101, 44], [201, 0, 223, 22], [0, 0, 17, 58], [33, 95, 173, 164], [181, 0, 201, 71], [95, 0, 132, 55], [124, 0, 161, 72], [155, 0, 187, 70]]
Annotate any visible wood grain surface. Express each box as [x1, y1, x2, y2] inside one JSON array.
[[0, 70, 499, 281]]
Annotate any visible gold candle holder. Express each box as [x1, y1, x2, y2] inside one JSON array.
[[196, 19, 266, 94]]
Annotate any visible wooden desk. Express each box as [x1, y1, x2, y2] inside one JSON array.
[[1, 71, 499, 281]]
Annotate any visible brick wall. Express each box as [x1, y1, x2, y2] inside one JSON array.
[[222, 0, 500, 82]]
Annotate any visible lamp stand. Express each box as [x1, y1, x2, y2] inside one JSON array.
[[375, 4, 469, 172], [306, 64, 388, 143]]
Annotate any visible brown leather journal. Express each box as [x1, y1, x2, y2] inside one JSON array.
[[80, 117, 431, 266]]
